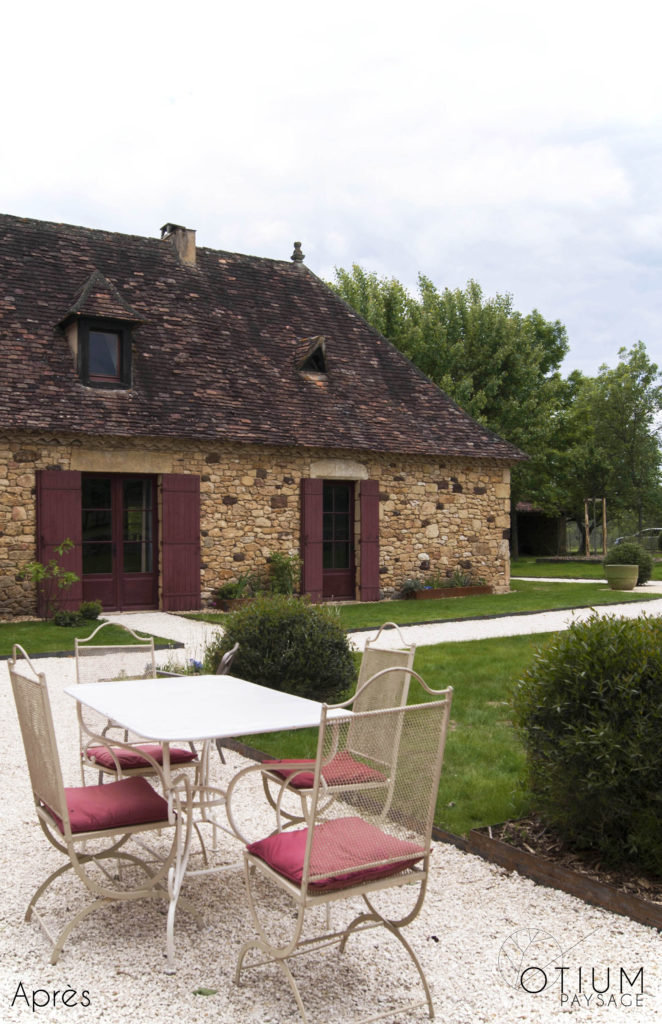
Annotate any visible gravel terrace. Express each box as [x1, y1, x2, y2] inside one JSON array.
[[2, 600, 661, 1023]]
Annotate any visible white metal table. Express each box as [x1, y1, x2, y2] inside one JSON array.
[[65, 674, 343, 971]]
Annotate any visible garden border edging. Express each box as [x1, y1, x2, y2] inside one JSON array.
[[457, 826, 662, 930]]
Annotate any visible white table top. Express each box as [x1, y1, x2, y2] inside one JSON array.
[[65, 674, 345, 742]]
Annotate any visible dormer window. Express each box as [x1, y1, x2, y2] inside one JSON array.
[[78, 319, 132, 388], [298, 336, 328, 378], [59, 270, 140, 390]]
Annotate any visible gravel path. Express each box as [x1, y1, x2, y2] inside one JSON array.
[[2, 599, 661, 1022]]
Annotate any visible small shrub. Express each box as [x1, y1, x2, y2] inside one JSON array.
[[202, 595, 356, 702], [213, 581, 246, 601], [426, 571, 449, 588], [604, 541, 653, 585], [53, 609, 82, 627], [212, 572, 265, 604], [267, 551, 302, 595], [78, 600, 102, 620], [400, 577, 424, 598], [512, 613, 662, 874], [450, 568, 473, 588]]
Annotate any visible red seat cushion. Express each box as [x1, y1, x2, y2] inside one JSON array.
[[47, 777, 170, 835], [85, 743, 198, 771], [247, 816, 425, 891], [264, 751, 387, 790]]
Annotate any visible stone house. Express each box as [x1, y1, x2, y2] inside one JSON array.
[[0, 213, 524, 617]]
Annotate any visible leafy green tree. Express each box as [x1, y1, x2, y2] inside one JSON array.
[[591, 343, 662, 531], [330, 267, 569, 515], [331, 264, 416, 350], [330, 268, 662, 542], [550, 346, 662, 541]]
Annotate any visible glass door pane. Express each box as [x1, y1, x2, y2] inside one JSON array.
[[82, 477, 113, 574], [123, 479, 153, 573], [323, 482, 352, 569]]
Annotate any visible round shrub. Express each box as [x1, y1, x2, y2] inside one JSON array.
[[512, 613, 662, 874], [603, 541, 653, 585], [203, 595, 357, 702], [78, 599, 102, 620]]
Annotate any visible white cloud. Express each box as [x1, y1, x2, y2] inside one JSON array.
[[2, 0, 662, 375]]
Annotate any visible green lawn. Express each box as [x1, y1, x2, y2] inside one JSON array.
[[512, 556, 662, 580], [0, 620, 176, 658], [232, 633, 545, 836], [186, 579, 657, 633]]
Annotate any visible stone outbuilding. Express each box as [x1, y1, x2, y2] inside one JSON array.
[[0, 213, 524, 616]]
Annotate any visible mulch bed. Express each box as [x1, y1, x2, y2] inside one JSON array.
[[488, 815, 662, 906]]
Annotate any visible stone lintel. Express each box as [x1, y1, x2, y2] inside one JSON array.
[[309, 458, 368, 480]]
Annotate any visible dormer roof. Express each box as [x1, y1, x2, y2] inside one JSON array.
[[60, 269, 142, 324]]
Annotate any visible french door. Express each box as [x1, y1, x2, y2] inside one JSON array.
[[322, 481, 355, 598], [81, 475, 158, 611]]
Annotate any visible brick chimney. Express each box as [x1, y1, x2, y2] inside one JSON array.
[[160, 223, 196, 267]]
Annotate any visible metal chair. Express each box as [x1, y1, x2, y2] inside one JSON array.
[[8, 645, 198, 966], [230, 669, 453, 1023], [255, 622, 416, 830], [214, 642, 240, 765], [357, 621, 416, 697], [74, 621, 199, 784]]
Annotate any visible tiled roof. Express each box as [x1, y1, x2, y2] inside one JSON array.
[[0, 213, 525, 461]]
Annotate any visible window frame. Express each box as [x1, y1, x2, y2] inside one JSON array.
[[78, 317, 132, 389]]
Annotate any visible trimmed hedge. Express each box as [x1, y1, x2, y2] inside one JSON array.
[[203, 595, 356, 703], [512, 613, 662, 874]]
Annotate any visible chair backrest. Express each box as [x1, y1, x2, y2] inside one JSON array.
[[355, 622, 416, 713], [75, 621, 157, 685], [349, 623, 416, 759], [303, 673, 453, 893], [8, 646, 68, 830], [216, 641, 240, 675]]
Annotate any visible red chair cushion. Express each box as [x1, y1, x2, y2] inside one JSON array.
[[247, 816, 425, 891], [264, 751, 387, 790], [47, 777, 170, 835], [86, 743, 198, 771]]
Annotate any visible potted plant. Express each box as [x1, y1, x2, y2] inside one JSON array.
[[603, 541, 652, 590]]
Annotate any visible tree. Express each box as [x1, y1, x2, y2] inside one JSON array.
[[330, 268, 662, 543], [331, 265, 416, 351], [588, 343, 662, 531], [330, 266, 569, 514]]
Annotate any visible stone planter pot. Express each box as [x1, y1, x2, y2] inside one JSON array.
[[604, 564, 638, 591], [409, 585, 492, 599]]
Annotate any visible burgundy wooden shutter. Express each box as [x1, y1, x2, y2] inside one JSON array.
[[36, 470, 83, 613], [360, 479, 380, 602], [300, 478, 323, 603], [161, 474, 201, 611]]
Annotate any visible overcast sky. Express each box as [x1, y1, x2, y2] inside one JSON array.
[[3, 0, 661, 377]]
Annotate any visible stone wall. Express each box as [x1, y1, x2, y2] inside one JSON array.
[[0, 431, 511, 617]]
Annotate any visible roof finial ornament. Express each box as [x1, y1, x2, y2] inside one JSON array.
[[291, 241, 305, 263]]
